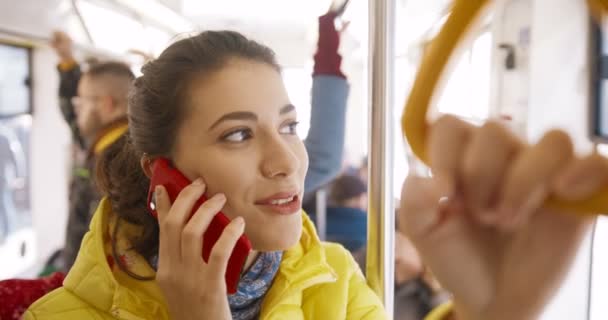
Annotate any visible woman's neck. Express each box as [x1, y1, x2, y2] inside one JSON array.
[[243, 250, 259, 273]]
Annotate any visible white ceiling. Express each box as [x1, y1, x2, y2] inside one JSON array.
[[181, 0, 333, 26], [177, 0, 453, 63], [0, 0, 84, 42], [0, 0, 454, 66]]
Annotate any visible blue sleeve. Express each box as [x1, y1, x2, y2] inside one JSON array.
[[304, 75, 349, 195]]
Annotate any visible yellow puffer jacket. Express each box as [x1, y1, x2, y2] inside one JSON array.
[[24, 198, 388, 319]]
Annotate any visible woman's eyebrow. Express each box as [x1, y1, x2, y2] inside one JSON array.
[[280, 104, 295, 115], [208, 104, 294, 131], [208, 111, 258, 131]]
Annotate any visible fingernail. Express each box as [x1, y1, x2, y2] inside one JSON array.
[[520, 186, 547, 215], [192, 178, 204, 186], [215, 193, 226, 202], [500, 186, 547, 229], [435, 175, 454, 198], [233, 217, 245, 229]]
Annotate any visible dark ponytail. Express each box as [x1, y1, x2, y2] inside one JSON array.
[[96, 134, 159, 261]]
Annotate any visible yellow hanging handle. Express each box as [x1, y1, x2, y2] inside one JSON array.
[[402, 0, 608, 215]]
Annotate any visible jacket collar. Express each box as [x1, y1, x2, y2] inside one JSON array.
[[63, 198, 167, 320], [63, 198, 337, 319], [259, 214, 338, 317]]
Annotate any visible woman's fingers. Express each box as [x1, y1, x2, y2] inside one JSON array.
[[207, 217, 246, 277], [399, 176, 444, 239], [157, 179, 206, 265], [427, 115, 474, 197], [156, 185, 175, 268], [497, 130, 573, 230], [460, 121, 522, 224], [181, 194, 227, 266], [553, 153, 608, 201]]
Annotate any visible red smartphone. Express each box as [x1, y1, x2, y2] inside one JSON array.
[[146, 158, 252, 294]]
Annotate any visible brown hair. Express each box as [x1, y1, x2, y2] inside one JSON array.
[[96, 31, 280, 273], [86, 61, 135, 80], [84, 61, 135, 103], [329, 174, 367, 206]]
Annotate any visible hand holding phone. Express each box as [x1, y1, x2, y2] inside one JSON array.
[[147, 158, 252, 294]]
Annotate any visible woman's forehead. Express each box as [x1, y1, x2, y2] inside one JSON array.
[[185, 61, 290, 122]]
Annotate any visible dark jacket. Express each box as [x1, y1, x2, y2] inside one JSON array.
[[56, 63, 128, 272], [56, 62, 84, 149], [393, 278, 446, 320], [62, 119, 128, 271]]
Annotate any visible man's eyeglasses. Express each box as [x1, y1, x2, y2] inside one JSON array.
[[70, 96, 101, 107]]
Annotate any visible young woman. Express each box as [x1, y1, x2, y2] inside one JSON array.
[[24, 30, 387, 320]]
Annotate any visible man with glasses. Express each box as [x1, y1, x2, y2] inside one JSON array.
[[50, 31, 132, 272]]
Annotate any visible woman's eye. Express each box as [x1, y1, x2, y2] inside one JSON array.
[[280, 121, 299, 135], [222, 129, 253, 142]]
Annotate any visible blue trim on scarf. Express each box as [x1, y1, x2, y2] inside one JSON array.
[[228, 251, 283, 320]]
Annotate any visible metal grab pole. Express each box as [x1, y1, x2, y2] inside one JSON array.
[[315, 188, 327, 241], [367, 0, 395, 316]]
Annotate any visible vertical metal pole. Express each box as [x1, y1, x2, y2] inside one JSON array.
[[315, 188, 327, 241], [367, 0, 395, 316]]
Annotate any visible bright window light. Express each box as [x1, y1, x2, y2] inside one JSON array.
[[392, 31, 493, 197], [113, 0, 194, 33], [182, 0, 331, 22], [76, 0, 148, 55], [144, 26, 172, 57], [393, 57, 417, 195], [282, 67, 312, 139], [437, 31, 492, 120], [591, 217, 608, 319]]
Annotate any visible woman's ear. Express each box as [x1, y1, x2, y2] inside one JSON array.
[[141, 154, 154, 179]]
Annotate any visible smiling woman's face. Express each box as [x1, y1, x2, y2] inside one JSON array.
[[171, 58, 309, 251]]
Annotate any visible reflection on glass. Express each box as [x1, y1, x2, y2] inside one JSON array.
[[0, 42, 33, 279], [282, 67, 313, 139], [0, 44, 29, 116]]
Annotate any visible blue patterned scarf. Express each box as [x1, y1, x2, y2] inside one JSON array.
[[228, 251, 283, 320], [147, 250, 282, 320]]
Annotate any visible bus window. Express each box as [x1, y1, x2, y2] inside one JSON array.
[[0, 42, 34, 279]]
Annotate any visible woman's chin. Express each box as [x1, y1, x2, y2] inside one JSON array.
[[251, 222, 302, 252]]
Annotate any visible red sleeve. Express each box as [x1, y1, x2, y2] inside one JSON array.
[[0, 272, 65, 320], [313, 12, 346, 78]]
